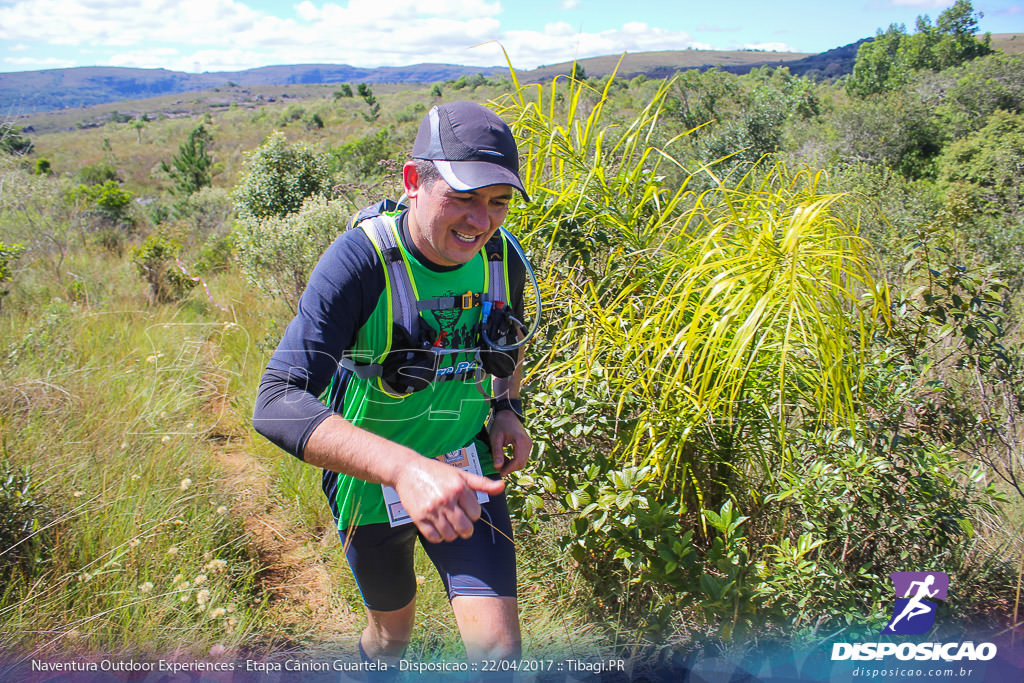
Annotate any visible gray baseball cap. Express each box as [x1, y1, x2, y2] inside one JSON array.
[[412, 101, 529, 202]]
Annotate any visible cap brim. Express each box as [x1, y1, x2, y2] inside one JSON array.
[[433, 160, 529, 203]]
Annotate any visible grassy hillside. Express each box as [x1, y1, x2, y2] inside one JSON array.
[[2, 28, 1023, 671]]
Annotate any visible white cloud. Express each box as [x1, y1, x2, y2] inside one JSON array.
[[0, 0, 707, 72], [742, 41, 799, 53], [560, 0, 580, 8], [888, 0, 952, 7], [2, 56, 77, 69]]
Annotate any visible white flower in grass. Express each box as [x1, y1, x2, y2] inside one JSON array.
[[209, 607, 226, 619], [193, 574, 207, 586], [139, 582, 154, 593], [179, 478, 192, 490], [161, 435, 171, 443], [166, 546, 179, 556], [73, 490, 84, 498], [179, 592, 190, 603], [128, 538, 141, 548], [196, 589, 211, 608], [172, 573, 185, 585], [205, 559, 227, 573], [210, 644, 226, 656], [227, 618, 238, 627], [215, 506, 228, 515]]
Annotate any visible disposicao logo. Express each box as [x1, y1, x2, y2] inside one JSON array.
[[884, 571, 949, 635], [830, 571, 998, 662]]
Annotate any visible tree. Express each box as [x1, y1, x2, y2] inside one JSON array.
[[132, 116, 147, 144], [847, 0, 991, 97], [160, 124, 213, 196], [357, 83, 380, 121], [570, 63, 588, 81], [233, 131, 330, 219], [333, 83, 353, 99], [938, 110, 1024, 217]]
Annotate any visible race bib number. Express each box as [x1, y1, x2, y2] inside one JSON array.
[[382, 443, 489, 527]]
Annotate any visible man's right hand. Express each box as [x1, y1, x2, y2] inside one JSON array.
[[393, 458, 505, 543]]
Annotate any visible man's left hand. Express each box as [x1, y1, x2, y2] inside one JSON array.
[[489, 411, 531, 476]]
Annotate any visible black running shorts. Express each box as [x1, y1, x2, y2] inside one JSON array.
[[337, 492, 517, 612]]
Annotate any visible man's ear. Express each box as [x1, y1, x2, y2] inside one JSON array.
[[403, 161, 421, 198]]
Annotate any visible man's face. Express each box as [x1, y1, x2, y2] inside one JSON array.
[[404, 162, 513, 267]]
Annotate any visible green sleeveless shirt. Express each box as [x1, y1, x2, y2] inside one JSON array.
[[330, 212, 502, 528]]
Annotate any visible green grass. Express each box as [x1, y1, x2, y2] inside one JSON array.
[[0, 248, 267, 656]]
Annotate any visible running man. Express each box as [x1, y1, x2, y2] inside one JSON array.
[[252, 101, 532, 673]]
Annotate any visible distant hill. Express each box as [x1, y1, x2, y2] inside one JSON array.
[[0, 48, 816, 115], [0, 63, 507, 114], [4, 33, 1021, 115]]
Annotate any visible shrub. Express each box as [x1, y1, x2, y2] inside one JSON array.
[[233, 131, 330, 220], [0, 461, 50, 579], [0, 241, 25, 310], [305, 112, 325, 130], [130, 234, 198, 303], [329, 129, 396, 179], [194, 232, 233, 276], [77, 161, 119, 185], [232, 195, 349, 310], [0, 123, 32, 156]]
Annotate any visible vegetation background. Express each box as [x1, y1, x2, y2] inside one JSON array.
[[1, 0, 1022, 673]]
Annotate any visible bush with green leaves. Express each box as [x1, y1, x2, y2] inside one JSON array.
[[0, 461, 50, 580], [67, 179, 136, 254], [937, 110, 1024, 217], [0, 123, 32, 156], [329, 129, 397, 180], [0, 241, 25, 310], [495, 66, 1015, 644], [130, 234, 197, 303], [934, 53, 1024, 139], [830, 89, 944, 179], [77, 160, 118, 186], [232, 195, 349, 311], [233, 131, 330, 220], [70, 179, 134, 224]]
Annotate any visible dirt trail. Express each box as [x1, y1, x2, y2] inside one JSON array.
[[214, 445, 360, 648]]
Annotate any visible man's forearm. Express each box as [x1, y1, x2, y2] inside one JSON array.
[[302, 414, 421, 487], [492, 348, 523, 400]]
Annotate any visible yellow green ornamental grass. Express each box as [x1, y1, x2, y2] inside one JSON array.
[[498, 65, 888, 496]]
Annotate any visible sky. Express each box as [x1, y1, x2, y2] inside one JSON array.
[[0, 0, 1021, 74]]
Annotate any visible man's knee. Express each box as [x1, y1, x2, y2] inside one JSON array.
[[363, 602, 415, 657]]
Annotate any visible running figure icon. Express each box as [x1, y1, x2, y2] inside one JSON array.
[[886, 575, 938, 632], [884, 572, 949, 635]]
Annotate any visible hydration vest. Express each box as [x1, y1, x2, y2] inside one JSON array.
[[336, 201, 518, 399]]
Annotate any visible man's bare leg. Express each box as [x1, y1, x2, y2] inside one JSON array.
[[451, 595, 521, 661], [361, 599, 416, 661]]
